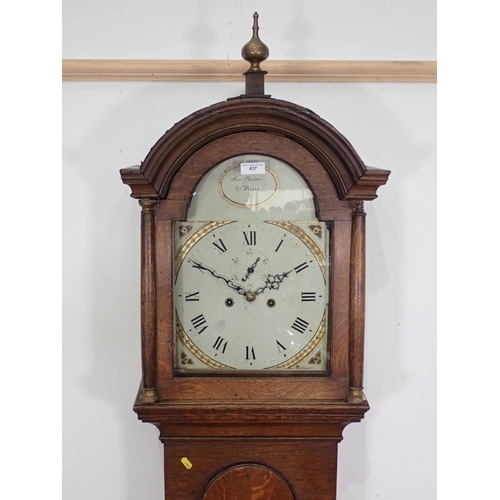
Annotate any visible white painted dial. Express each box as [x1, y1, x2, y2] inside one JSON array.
[[174, 220, 328, 370]]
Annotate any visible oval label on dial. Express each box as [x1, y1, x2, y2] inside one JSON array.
[[218, 164, 279, 208]]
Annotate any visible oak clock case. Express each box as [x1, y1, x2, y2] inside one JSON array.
[[174, 155, 329, 373], [120, 64, 390, 500]]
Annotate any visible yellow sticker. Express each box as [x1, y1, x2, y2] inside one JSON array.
[[181, 457, 193, 469]]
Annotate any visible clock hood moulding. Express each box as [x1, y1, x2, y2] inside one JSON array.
[[120, 97, 390, 207]]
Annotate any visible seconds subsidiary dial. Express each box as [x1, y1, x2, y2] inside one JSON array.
[[174, 220, 328, 371]]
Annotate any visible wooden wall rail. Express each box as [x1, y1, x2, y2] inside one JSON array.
[[62, 60, 436, 83]]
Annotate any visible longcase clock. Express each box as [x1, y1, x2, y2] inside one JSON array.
[[120, 13, 390, 500]]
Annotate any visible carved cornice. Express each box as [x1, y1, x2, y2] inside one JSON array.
[[344, 167, 391, 201], [121, 98, 390, 202], [120, 166, 159, 200], [139, 97, 388, 201]]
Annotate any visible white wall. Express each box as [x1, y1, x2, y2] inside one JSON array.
[[63, 0, 436, 60], [62, 2, 436, 499]]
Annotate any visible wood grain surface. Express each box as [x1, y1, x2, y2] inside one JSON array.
[[63, 59, 436, 82], [121, 91, 390, 499], [203, 465, 294, 500]]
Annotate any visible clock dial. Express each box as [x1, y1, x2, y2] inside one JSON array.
[[174, 220, 329, 371]]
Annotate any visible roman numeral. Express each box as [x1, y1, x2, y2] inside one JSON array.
[[213, 336, 227, 353], [243, 231, 257, 245], [212, 238, 227, 253], [185, 291, 200, 302], [275, 240, 284, 252], [276, 340, 287, 353], [294, 262, 309, 273], [191, 314, 208, 334], [301, 291, 316, 302], [291, 317, 309, 334], [246, 346, 256, 360]]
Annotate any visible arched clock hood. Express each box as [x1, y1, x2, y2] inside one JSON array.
[[121, 97, 390, 210]]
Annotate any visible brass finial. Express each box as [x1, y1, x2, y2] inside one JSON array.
[[240, 13, 270, 97], [241, 12, 269, 72]]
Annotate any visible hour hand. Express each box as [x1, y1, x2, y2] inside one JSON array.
[[266, 268, 294, 289], [188, 258, 246, 295], [254, 268, 294, 295]]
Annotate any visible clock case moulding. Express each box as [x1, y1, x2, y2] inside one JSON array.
[[121, 91, 390, 499]]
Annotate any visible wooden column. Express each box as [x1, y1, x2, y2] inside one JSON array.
[[347, 201, 366, 403], [139, 198, 159, 403]]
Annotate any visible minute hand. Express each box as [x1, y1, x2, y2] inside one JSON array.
[[188, 259, 246, 295]]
